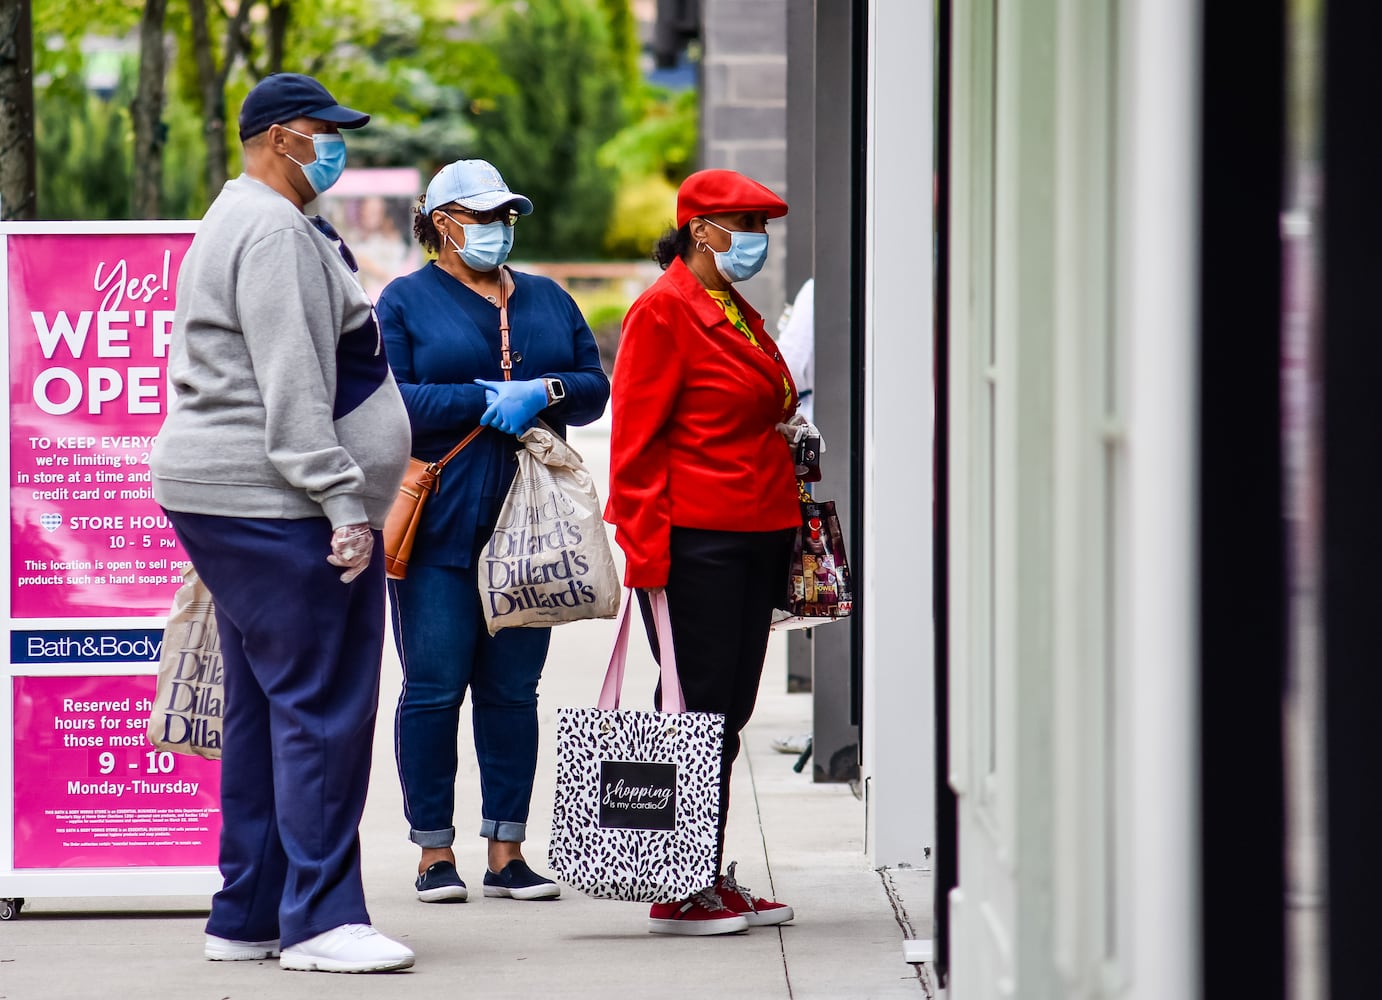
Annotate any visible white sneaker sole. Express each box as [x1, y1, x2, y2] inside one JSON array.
[[279, 951, 415, 973], [744, 904, 795, 926], [483, 882, 561, 900], [205, 938, 280, 961], [648, 914, 750, 936], [417, 884, 468, 903]]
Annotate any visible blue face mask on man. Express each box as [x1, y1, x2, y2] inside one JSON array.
[[701, 217, 769, 283], [440, 213, 515, 272], [280, 126, 348, 195]]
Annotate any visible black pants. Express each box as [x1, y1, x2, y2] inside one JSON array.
[[637, 526, 796, 875]]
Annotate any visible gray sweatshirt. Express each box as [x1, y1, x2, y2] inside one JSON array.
[[151, 175, 410, 529]]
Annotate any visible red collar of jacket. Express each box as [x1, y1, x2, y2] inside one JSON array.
[[664, 256, 766, 334]]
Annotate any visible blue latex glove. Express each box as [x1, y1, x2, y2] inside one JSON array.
[[475, 378, 548, 435]]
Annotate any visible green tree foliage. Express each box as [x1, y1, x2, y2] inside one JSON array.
[[31, 0, 205, 218], [237, 0, 511, 192], [35, 80, 132, 221], [600, 84, 697, 184], [222, 0, 511, 135], [597, 82, 697, 258], [232, 0, 510, 187], [468, 0, 627, 259], [602, 171, 677, 259], [158, 92, 211, 216], [597, 0, 640, 102], [29, 0, 505, 219], [33, 59, 210, 221], [31, 0, 140, 93], [24, 0, 689, 241]]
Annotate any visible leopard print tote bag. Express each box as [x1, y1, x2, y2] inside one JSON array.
[[548, 589, 724, 902]]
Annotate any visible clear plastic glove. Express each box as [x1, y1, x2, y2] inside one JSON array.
[[775, 413, 826, 452], [475, 378, 548, 435], [326, 523, 374, 583]]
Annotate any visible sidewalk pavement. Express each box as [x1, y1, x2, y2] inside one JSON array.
[[0, 422, 936, 1000]]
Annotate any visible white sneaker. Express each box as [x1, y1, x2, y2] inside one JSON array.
[[279, 924, 414, 973], [205, 934, 280, 961], [771, 732, 812, 755]]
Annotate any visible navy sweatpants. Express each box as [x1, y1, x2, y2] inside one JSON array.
[[169, 512, 386, 949]]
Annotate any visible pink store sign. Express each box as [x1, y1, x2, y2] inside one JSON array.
[[11, 674, 220, 869], [7, 231, 194, 619]]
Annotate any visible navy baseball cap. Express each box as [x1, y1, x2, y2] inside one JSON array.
[[238, 73, 369, 141]]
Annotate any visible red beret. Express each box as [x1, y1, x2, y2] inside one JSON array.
[[676, 169, 789, 228]]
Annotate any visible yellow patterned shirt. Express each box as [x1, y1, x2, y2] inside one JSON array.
[[706, 290, 793, 414]]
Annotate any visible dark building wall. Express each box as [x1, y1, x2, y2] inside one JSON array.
[[701, 0, 790, 322]]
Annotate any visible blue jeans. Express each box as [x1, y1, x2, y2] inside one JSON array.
[[389, 562, 551, 847], [168, 512, 384, 950]]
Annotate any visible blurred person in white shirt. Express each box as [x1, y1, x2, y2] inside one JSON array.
[[776, 278, 814, 423]]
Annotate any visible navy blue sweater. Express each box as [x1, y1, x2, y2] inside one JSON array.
[[376, 262, 609, 567]]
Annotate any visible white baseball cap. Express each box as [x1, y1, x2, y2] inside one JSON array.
[[423, 159, 534, 216]]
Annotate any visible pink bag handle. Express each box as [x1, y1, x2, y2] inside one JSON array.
[[596, 588, 687, 714]]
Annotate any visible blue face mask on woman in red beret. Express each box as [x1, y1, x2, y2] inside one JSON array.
[[701, 218, 769, 283]]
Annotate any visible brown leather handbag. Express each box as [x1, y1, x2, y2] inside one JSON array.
[[384, 266, 515, 580], [383, 426, 482, 579]]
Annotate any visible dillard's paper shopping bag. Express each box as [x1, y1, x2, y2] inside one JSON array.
[[146, 564, 223, 759], [479, 424, 621, 635]]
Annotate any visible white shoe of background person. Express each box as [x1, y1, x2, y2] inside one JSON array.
[[771, 732, 812, 755], [278, 923, 414, 973]]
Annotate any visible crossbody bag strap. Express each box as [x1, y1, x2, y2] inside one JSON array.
[[423, 265, 512, 475], [498, 264, 513, 382], [432, 424, 484, 472]]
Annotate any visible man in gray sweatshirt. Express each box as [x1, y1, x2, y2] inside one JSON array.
[[150, 73, 414, 974]]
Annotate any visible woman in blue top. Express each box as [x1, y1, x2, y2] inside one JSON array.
[[376, 159, 609, 904]]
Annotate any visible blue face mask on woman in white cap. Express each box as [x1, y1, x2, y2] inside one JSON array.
[[422, 160, 534, 273], [439, 212, 515, 272]]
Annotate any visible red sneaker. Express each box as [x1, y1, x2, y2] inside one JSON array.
[[716, 861, 795, 926], [648, 889, 750, 936]]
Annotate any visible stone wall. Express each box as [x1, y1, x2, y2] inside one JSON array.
[[700, 0, 790, 322]]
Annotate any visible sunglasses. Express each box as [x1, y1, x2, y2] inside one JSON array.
[[443, 205, 520, 228]]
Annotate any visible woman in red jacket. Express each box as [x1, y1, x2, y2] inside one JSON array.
[[606, 169, 801, 936]]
